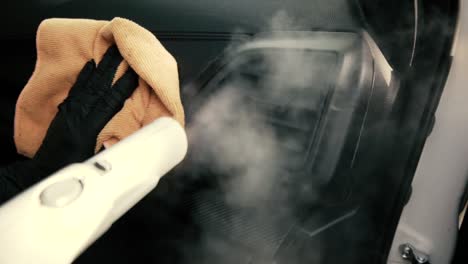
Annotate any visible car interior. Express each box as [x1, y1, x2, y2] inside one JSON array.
[[0, 0, 460, 263]]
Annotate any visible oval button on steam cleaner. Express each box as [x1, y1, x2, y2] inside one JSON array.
[[40, 179, 83, 207]]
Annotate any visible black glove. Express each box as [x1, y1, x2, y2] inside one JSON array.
[[33, 45, 138, 173], [0, 45, 138, 204]]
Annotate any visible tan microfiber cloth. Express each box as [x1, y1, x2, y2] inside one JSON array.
[[14, 17, 185, 158]]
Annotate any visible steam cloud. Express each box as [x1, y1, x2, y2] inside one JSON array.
[[183, 11, 337, 263]]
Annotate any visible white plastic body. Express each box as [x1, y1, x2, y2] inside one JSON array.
[[0, 117, 187, 264]]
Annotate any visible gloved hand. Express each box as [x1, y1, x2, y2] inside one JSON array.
[[0, 45, 138, 204], [33, 45, 138, 174]]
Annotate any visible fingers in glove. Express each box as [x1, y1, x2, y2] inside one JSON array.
[[89, 68, 139, 131], [67, 60, 96, 98], [111, 68, 139, 103], [94, 45, 124, 89], [78, 45, 123, 106]]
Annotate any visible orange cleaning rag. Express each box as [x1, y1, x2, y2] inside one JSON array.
[[14, 17, 185, 158]]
